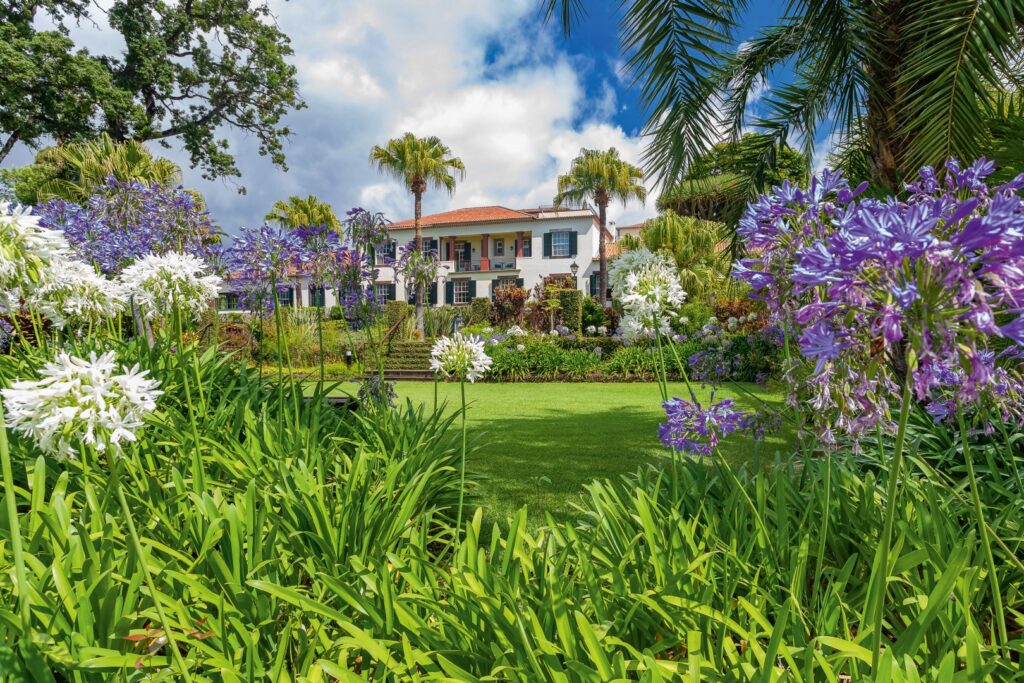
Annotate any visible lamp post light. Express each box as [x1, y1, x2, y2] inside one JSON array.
[[570, 260, 579, 288]]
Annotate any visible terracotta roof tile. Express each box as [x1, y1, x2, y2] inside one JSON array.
[[389, 206, 532, 229]]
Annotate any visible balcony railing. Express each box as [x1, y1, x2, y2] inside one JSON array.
[[452, 259, 520, 272]]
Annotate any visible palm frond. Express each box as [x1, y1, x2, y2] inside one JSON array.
[[898, 0, 1023, 172]]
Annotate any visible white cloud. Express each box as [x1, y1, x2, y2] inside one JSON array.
[[6, 0, 660, 232]]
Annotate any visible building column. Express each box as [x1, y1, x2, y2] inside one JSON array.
[[515, 231, 524, 258], [480, 233, 490, 271]]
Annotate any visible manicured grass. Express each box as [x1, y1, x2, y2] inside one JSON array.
[[385, 381, 791, 526]]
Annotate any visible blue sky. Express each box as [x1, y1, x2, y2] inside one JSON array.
[[7, 0, 797, 233]]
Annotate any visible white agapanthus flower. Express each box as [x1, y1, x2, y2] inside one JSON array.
[[619, 260, 687, 340], [28, 259, 127, 329], [119, 252, 222, 322], [550, 329, 559, 337], [430, 332, 493, 383], [516, 343, 526, 351], [1, 350, 162, 458], [586, 325, 597, 335], [597, 325, 607, 336], [607, 248, 674, 296], [0, 201, 70, 293], [507, 325, 527, 337]]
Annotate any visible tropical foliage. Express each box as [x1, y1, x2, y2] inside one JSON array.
[[1, 135, 182, 205], [545, 0, 1024, 191], [265, 194, 341, 231]]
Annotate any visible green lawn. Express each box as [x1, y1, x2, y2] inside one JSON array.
[[385, 381, 790, 526]]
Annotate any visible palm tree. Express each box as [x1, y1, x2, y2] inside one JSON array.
[[369, 133, 465, 324], [554, 147, 646, 305], [34, 133, 182, 203], [265, 195, 340, 231], [545, 0, 1024, 191], [640, 210, 730, 299]]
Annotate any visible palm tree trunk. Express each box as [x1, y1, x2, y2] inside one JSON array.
[[598, 200, 609, 306], [414, 188, 425, 332], [865, 4, 907, 192]]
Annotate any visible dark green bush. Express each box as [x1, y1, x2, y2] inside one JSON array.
[[557, 289, 583, 334], [383, 300, 411, 330], [581, 296, 608, 330], [469, 297, 493, 325]]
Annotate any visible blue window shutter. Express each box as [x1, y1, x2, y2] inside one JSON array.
[[387, 284, 396, 301], [569, 231, 578, 256], [445, 281, 454, 304], [543, 232, 552, 257], [515, 277, 524, 288], [589, 272, 597, 297], [468, 280, 477, 298], [429, 283, 437, 305], [430, 238, 438, 254]]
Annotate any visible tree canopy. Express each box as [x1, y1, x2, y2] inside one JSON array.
[[545, 0, 1024, 191], [369, 133, 466, 199], [658, 134, 807, 224], [0, 1, 304, 183], [265, 195, 341, 231]]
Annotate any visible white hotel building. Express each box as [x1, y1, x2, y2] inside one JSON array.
[[219, 204, 615, 310]]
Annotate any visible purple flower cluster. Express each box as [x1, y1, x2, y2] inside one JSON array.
[[392, 240, 440, 299], [37, 177, 219, 274], [659, 392, 750, 456], [344, 207, 391, 252], [227, 224, 306, 313], [735, 159, 1024, 443]]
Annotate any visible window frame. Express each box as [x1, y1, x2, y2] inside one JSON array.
[[453, 280, 471, 305], [374, 283, 391, 302], [521, 237, 532, 257], [551, 231, 571, 258], [494, 238, 504, 257]]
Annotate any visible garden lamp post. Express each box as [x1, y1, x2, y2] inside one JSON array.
[[570, 260, 579, 288]]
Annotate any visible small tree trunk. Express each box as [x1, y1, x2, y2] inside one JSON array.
[[414, 188, 425, 332], [598, 199, 609, 306]]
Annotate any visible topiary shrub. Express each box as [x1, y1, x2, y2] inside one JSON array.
[[469, 297, 493, 326], [383, 300, 411, 330], [557, 289, 583, 334]]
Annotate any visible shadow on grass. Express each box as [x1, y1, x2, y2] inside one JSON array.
[[463, 392, 793, 530]]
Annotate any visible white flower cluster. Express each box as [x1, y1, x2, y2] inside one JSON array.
[[430, 332, 493, 383], [119, 252, 222, 322], [607, 248, 674, 297], [28, 260, 127, 329], [506, 325, 527, 337], [0, 202, 70, 295], [586, 325, 596, 335], [619, 260, 687, 340], [1, 350, 162, 458]]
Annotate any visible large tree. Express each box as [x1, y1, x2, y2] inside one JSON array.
[[554, 147, 646, 305], [545, 0, 1024, 191], [0, 0, 303, 183], [369, 133, 465, 326], [265, 195, 340, 231]]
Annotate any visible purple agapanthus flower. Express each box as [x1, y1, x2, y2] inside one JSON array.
[[733, 157, 1024, 448], [659, 392, 749, 456], [37, 177, 220, 274]]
